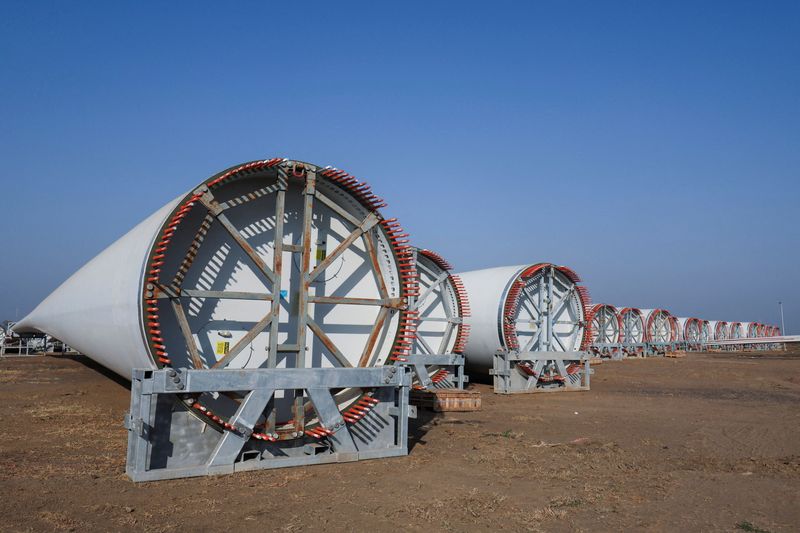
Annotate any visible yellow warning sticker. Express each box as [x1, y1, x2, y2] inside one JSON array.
[[315, 247, 327, 262], [216, 341, 230, 355]]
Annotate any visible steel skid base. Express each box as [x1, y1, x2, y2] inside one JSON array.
[[589, 343, 626, 360], [490, 350, 591, 394], [596, 342, 676, 358], [396, 354, 468, 390], [643, 342, 681, 356], [607, 344, 645, 358], [678, 342, 703, 352], [125, 367, 415, 482], [592, 342, 700, 358]]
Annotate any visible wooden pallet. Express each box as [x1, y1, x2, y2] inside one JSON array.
[[410, 388, 482, 412]]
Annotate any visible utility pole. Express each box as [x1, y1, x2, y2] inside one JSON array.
[[778, 301, 785, 335]]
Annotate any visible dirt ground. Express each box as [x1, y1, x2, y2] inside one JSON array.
[[1, 350, 799, 533]]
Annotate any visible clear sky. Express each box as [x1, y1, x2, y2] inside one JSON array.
[[1, 1, 798, 333]]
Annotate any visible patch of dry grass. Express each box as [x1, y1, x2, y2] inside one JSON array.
[[38, 511, 88, 532]]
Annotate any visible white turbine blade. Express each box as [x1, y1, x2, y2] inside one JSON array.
[[13, 198, 180, 378]]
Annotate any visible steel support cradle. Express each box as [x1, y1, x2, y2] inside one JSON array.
[[642, 341, 679, 356], [396, 354, 468, 390], [490, 350, 591, 394], [125, 367, 415, 482], [591, 341, 695, 358], [588, 343, 626, 360]]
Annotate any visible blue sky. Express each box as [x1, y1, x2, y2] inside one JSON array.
[[1, 1, 798, 333]]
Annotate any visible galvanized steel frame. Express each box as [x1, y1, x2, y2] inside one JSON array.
[[397, 354, 467, 390], [490, 350, 591, 394], [125, 366, 414, 482]]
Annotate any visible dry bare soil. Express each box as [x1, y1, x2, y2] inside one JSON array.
[[1, 350, 799, 532]]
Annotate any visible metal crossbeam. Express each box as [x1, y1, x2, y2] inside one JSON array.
[[125, 367, 414, 482], [397, 354, 467, 390]]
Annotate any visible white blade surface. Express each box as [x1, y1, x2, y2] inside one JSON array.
[[13, 199, 180, 378]]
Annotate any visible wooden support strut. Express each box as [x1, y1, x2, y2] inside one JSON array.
[[308, 212, 379, 282], [411, 271, 450, 311], [308, 295, 404, 308], [363, 230, 390, 300], [171, 299, 204, 369], [306, 315, 353, 368], [358, 307, 390, 367], [170, 214, 214, 292], [293, 171, 316, 436], [266, 171, 287, 434], [212, 309, 277, 369], [197, 189, 277, 284]]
